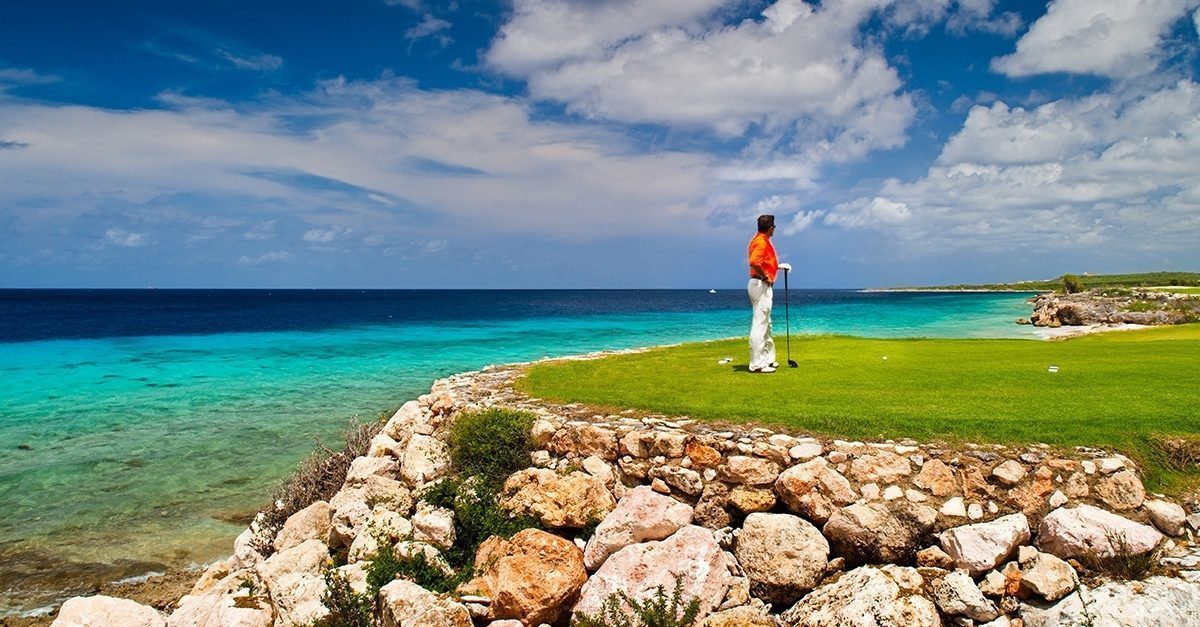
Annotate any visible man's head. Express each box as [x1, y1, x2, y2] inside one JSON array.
[[757, 214, 775, 234]]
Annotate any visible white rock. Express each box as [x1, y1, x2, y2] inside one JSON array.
[[938, 513, 1031, 575], [789, 442, 824, 460], [735, 513, 830, 605], [882, 485, 904, 501], [583, 485, 693, 571], [780, 565, 939, 627], [968, 503, 984, 520], [1097, 457, 1126, 474], [254, 539, 329, 626], [1143, 499, 1187, 537], [346, 456, 398, 484], [1021, 576, 1200, 627], [1081, 460, 1097, 474], [940, 497, 967, 518], [574, 526, 731, 622], [1019, 552, 1077, 602], [991, 460, 1027, 486], [379, 579, 472, 627], [933, 570, 1000, 622], [399, 434, 451, 488], [53, 596, 166, 627], [412, 502, 456, 550], [274, 501, 333, 552], [1048, 490, 1068, 508], [1037, 504, 1163, 560], [905, 489, 928, 503]]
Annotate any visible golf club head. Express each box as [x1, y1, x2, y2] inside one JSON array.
[[787, 359, 799, 368]]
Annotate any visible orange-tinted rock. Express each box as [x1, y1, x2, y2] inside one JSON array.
[[462, 529, 587, 626]]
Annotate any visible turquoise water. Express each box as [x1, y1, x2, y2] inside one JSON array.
[[0, 290, 1037, 612]]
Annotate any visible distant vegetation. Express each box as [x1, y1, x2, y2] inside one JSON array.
[[884, 271, 1200, 292]]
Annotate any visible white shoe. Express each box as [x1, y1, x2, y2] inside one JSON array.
[[755, 366, 776, 373], [769, 362, 779, 368]]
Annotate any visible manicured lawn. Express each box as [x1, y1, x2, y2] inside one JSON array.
[[519, 324, 1200, 491]]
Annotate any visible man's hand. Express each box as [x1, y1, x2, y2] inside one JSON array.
[[778, 262, 793, 272]]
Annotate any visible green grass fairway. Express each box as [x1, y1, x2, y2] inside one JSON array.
[[1149, 286, 1200, 295], [519, 324, 1200, 490]]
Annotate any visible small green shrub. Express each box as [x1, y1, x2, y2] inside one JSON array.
[[365, 542, 465, 594], [573, 578, 701, 627], [448, 408, 536, 482], [1062, 274, 1084, 294], [321, 569, 374, 627], [419, 476, 541, 570]]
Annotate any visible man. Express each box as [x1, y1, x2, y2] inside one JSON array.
[[747, 214, 791, 373]]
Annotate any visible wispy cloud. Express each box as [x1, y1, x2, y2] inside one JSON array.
[[238, 250, 292, 264], [104, 228, 150, 247], [140, 27, 283, 73], [405, 14, 452, 46], [0, 140, 30, 150]]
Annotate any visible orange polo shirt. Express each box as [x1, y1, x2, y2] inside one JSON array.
[[748, 232, 778, 282]]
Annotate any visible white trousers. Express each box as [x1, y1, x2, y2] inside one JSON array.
[[747, 278, 776, 371]]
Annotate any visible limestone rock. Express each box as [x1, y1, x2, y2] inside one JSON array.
[[574, 526, 732, 622], [190, 559, 234, 596], [650, 431, 689, 458], [694, 482, 733, 529], [775, 458, 857, 524], [232, 528, 264, 569], [549, 423, 618, 460], [701, 603, 775, 627], [462, 529, 587, 626], [780, 565, 939, 627], [379, 579, 472, 627], [848, 451, 913, 485], [383, 401, 424, 443], [1143, 499, 1187, 536], [399, 434, 451, 487], [914, 459, 957, 496], [52, 596, 166, 627], [500, 468, 616, 529], [823, 502, 926, 565], [1093, 470, 1146, 511], [934, 570, 999, 622], [412, 502, 456, 550], [990, 460, 1027, 486], [348, 507, 414, 563], [362, 474, 414, 514], [1036, 504, 1163, 560], [916, 546, 956, 569], [274, 500, 333, 552], [329, 487, 372, 547], [719, 456, 781, 485], [938, 513, 1030, 575], [650, 465, 705, 496], [346, 456, 398, 484], [728, 486, 776, 514], [254, 539, 329, 627], [1020, 576, 1200, 627], [736, 513, 830, 605], [685, 441, 723, 468], [169, 568, 273, 627], [583, 485, 694, 571], [1019, 552, 1077, 602]]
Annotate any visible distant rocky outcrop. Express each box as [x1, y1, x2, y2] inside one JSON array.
[[49, 364, 1200, 627], [1025, 289, 1199, 327]]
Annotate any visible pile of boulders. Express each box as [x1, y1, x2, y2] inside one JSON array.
[[1025, 290, 1198, 327], [50, 365, 1200, 627]]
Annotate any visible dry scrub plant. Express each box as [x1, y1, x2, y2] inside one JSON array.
[[252, 414, 385, 555], [1077, 529, 1163, 581]]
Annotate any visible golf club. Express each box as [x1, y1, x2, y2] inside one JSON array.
[[784, 267, 798, 368]]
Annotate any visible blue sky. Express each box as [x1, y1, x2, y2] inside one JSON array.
[[2, 0, 1199, 288]]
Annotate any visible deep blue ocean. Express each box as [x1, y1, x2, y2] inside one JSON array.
[[0, 288, 1039, 614]]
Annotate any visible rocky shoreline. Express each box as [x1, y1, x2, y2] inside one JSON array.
[[1022, 289, 1200, 329], [41, 358, 1200, 626]]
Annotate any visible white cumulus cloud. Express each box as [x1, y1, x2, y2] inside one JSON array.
[[992, 0, 1200, 79], [104, 228, 149, 247], [830, 80, 1200, 254]]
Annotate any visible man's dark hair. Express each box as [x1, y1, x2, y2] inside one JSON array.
[[757, 214, 775, 233]]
